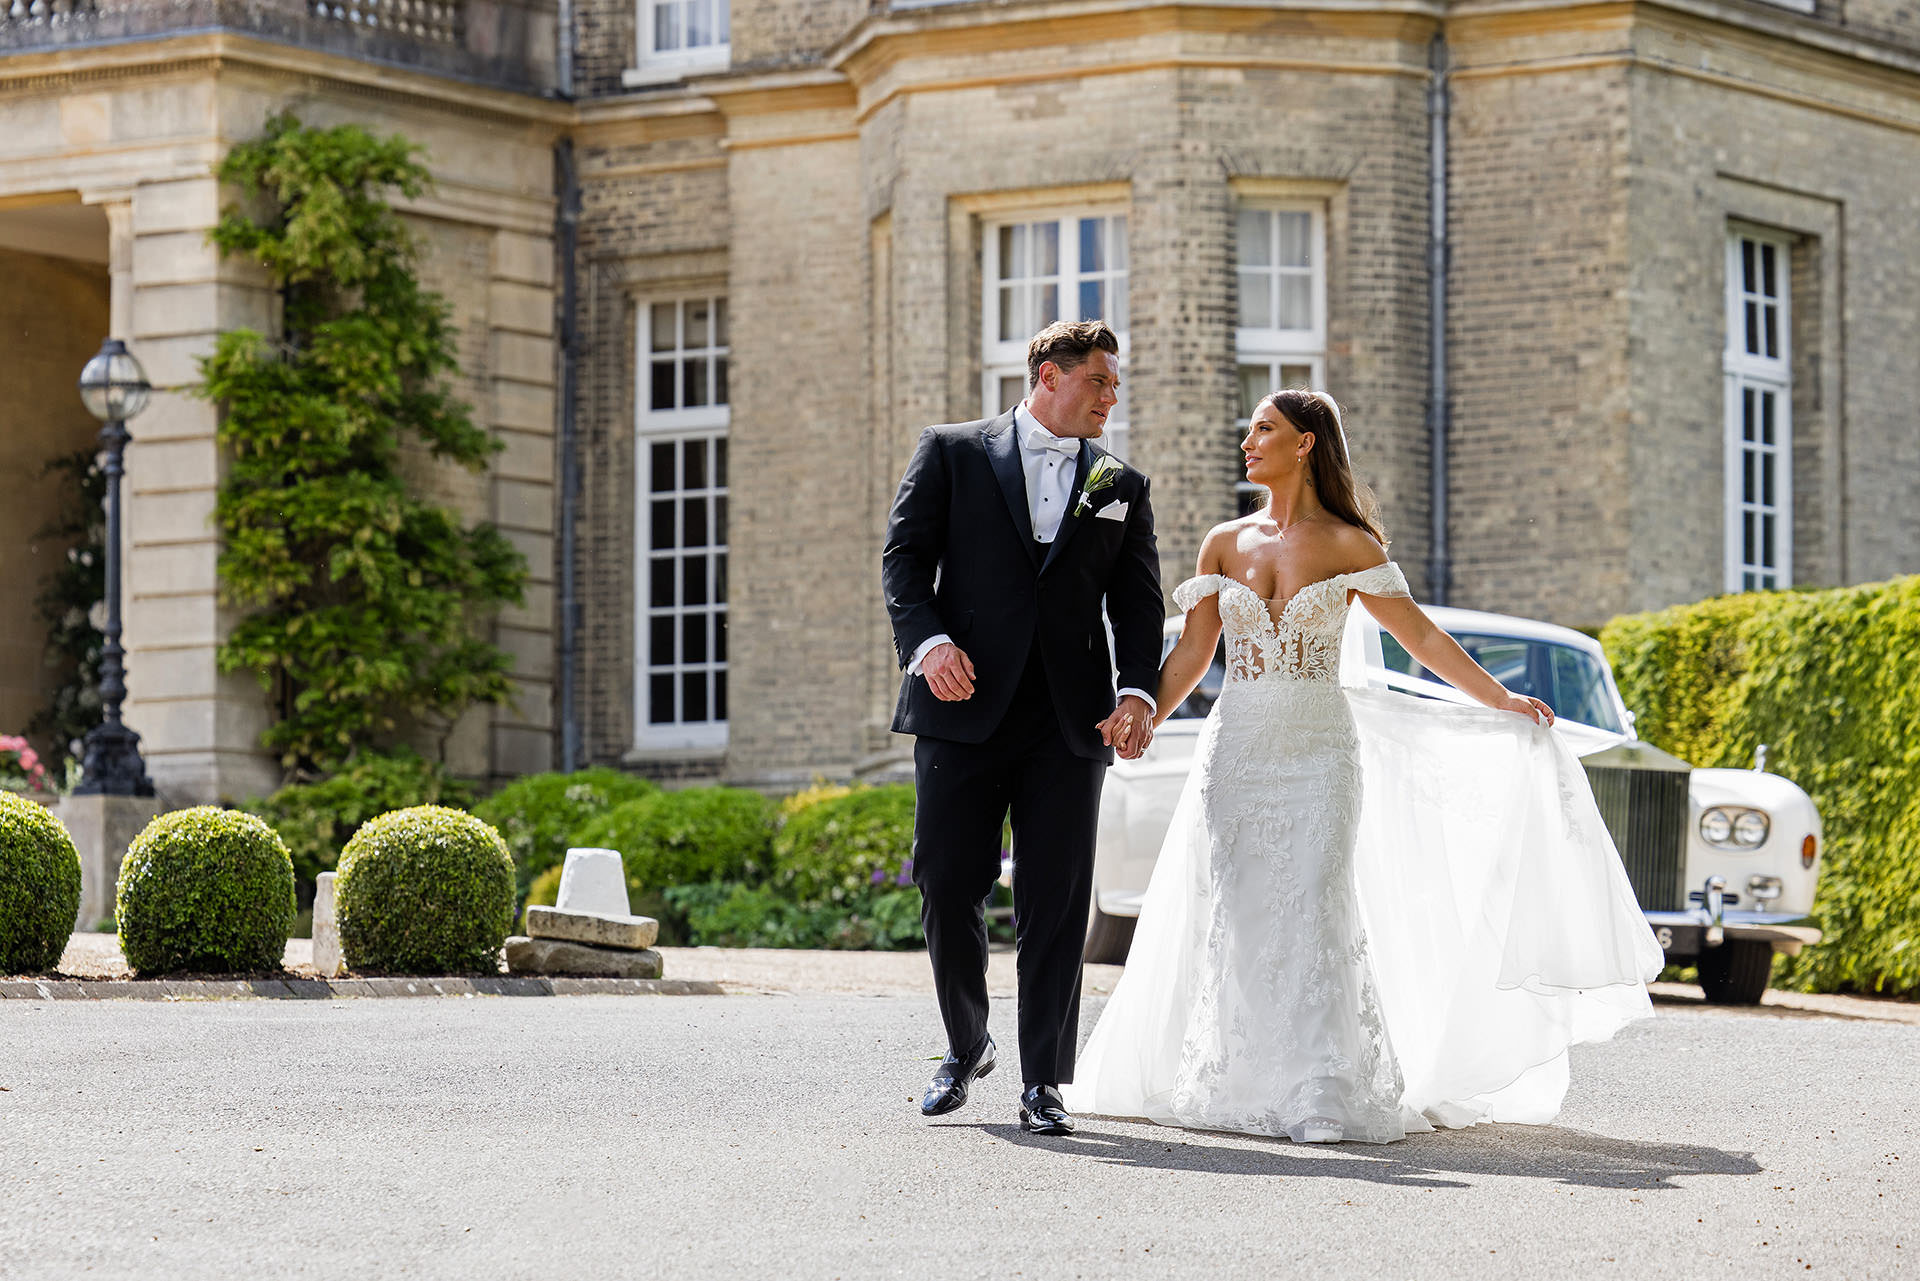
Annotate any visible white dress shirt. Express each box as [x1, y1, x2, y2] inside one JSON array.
[[909, 403, 1155, 716]]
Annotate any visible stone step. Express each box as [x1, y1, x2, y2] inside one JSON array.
[[505, 936, 663, 980], [525, 904, 659, 951]]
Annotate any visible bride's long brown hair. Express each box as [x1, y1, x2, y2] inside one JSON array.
[[1260, 388, 1390, 548]]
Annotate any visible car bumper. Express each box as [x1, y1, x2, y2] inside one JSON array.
[[1643, 910, 1823, 958]]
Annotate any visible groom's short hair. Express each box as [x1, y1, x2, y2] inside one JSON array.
[[1027, 320, 1119, 389]]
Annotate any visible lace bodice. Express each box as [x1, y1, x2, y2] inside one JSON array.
[[1173, 562, 1410, 684]]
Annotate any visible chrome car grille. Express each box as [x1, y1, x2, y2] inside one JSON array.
[[1583, 760, 1691, 911]]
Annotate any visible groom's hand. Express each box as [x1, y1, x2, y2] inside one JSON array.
[[1098, 696, 1155, 760], [922, 642, 976, 701]]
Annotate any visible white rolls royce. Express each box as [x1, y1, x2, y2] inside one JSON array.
[[1088, 602, 1823, 1005]]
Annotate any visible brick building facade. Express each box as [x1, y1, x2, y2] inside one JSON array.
[[2, 0, 1916, 798]]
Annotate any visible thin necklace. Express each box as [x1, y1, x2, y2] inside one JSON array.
[[1268, 506, 1321, 536]]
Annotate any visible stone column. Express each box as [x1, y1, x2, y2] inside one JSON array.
[[116, 174, 279, 804]]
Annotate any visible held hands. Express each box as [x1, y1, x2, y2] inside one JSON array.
[[1499, 692, 1555, 726], [1097, 695, 1156, 760], [922, 642, 976, 702]]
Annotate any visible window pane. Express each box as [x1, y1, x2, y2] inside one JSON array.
[[716, 614, 728, 662], [1237, 209, 1271, 267], [1742, 387, 1756, 442], [1238, 364, 1271, 419], [1276, 212, 1311, 268], [1038, 283, 1059, 328], [714, 297, 729, 347], [1080, 279, 1105, 321], [1763, 306, 1778, 360], [998, 374, 1026, 409], [998, 224, 1020, 281], [1742, 451, 1755, 504], [650, 442, 675, 492], [1080, 218, 1105, 272], [683, 672, 709, 723], [650, 558, 675, 607], [684, 556, 709, 606], [1276, 275, 1311, 330], [1110, 277, 1128, 333], [714, 496, 728, 544], [684, 439, 708, 490], [1760, 391, 1775, 445], [714, 671, 727, 721], [683, 614, 708, 664], [715, 552, 727, 601], [714, 356, 728, 407], [650, 361, 677, 411], [1762, 513, 1775, 567], [650, 614, 674, 666], [1741, 239, 1755, 293], [998, 285, 1020, 343], [1111, 217, 1127, 268], [716, 0, 729, 41], [1279, 362, 1313, 388], [1037, 222, 1059, 276], [1761, 452, 1775, 507], [688, 0, 711, 47], [1743, 511, 1755, 564], [650, 499, 676, 551], [684, 496, 709, 548], [1761, 243, 1776, 298], [649, 673, 675, 724], [650, 302, 677, 351], [715, 438, 727, 487], [1238, 270, 1271, 329], [685, 356, 711, 407], [687, 298, 712, 346]]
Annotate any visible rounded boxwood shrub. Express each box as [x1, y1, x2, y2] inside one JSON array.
[[116, 807, 296, 976], [472, 768, 657, 896], [241, 749, 474, 885], [771, 784, 916, 902], [336, 805, 514, 974], [0, 791, 83, 975]]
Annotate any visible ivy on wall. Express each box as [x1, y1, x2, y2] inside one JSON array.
[[198, 113, 527, 777], [1602, 577, 1920, 998]]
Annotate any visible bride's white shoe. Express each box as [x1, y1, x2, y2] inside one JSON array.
[[1295, 1117, 1345, 1144]]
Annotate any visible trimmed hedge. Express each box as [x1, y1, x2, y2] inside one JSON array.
[[243, 749, 473, 884], [472, 768, 657, 896], [116, 808, 296, 975], [336, 805, 514, 974], [0, 792, 82, 974], [1602, 575, 1920, 998], [770, 784, 915, 902]]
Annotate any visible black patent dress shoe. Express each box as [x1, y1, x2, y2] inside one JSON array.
[[1019, 1084, 1075, 1136], [920, 1035, 996, 1117]]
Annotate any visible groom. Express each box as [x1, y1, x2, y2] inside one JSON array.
[[882, 319, 1163, 1136]]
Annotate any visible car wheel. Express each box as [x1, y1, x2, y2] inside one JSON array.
[[1697, 938, 1774, 1005], [1083, 894, 1136, 966]]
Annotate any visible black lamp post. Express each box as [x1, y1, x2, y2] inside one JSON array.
[[73, 338, 156, 798]]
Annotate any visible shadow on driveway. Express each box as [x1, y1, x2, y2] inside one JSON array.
[[952, 1122, 1761, 1191]]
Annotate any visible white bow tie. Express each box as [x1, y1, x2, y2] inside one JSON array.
[[1024, 423, 1079, 457]]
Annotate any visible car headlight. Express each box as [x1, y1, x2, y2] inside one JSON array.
[[1699, 806, 1770, 849], [1733, 809, 1770, 847]]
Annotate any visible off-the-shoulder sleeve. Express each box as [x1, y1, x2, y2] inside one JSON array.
[[1344, 561, 1411, 599], [1172, 574, 1228, 613]]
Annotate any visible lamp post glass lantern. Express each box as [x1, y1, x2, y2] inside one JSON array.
[[74, 338, 156, 797]]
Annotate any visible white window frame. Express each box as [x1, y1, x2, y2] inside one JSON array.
[[1235, 203, 1328, 513], [631, 0, 730, 80], [1722, 228, 1792, 593], [635, 296, 730, 751], [980, 208, 1131, 459]]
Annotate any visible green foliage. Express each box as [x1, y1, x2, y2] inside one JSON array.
[[1602, 576, 1920, 998], [335, 805, 514, 974], [664, 882, 923, 950], [472, 769, 658, 896], [28, 449, 105, 775], [770, 784, 916, 902], [198, 113, 525, 773], [241, 749, 473, 884], [0, 792, 82, 974], [115, 808, 296, 976]]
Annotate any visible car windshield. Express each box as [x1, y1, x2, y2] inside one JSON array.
[[1379, 631, 1625, 732]]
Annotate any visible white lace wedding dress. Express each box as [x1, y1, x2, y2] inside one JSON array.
[[1063, 563, 1664, 1143]]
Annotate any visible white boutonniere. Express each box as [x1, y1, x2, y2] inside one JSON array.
[[1073, 455, 1125, 517]]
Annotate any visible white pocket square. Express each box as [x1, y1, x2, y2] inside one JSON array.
[[1094, 501, 1129, 522]]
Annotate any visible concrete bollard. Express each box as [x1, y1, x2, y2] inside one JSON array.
[[555, 847, 630, 917], [311, 871, 344, 977]]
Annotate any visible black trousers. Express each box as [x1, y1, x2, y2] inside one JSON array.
[[912, 645, 1105, 1087]]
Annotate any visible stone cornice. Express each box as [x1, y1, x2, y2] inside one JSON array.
[[0, 30, 573, 126]]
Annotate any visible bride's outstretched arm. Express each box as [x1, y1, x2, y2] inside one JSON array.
[[1153, 600, 1222, 728], [1361, 592, 1555, 725]]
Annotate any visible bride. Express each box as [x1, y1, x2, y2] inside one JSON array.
[[1064, 388, 1663, 1144]]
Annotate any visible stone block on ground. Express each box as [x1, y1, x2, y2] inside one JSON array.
[[311, 872, 343, 977], [555, 847, 630, 917], [525, 904, 658, 950], [504, 936, 663, 979]]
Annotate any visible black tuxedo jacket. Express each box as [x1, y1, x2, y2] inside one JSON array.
[[882, 410, 1163, 762]]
